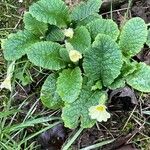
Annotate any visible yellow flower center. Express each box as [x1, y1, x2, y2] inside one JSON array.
[[96, 105, 105, 112]]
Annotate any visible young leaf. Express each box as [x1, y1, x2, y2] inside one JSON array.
[[40, 74, 63, 109], [121, 61, 138, 77], [62, 86, 107, 129], [109, 77, 125, 90], [146, 29, 150, 47], [83, 34, 122, 86], [71, 0, 102, 21], [119, 17, 148, 57], [27, 41, 66, 70], [68, 26, 91, 53], [46, 25, 65, 42], [29, 0, 70, 27], [23, 12, 48, 35], [1, 30, 39, 61], [126, 62, 150, 92], [91, 81, 102, 91], [56, 67, 82, 103], [86, 18, 119, 41]]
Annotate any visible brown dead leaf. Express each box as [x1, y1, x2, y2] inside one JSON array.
[[109, 87, 138, 111], [38, 124, 66, 150]]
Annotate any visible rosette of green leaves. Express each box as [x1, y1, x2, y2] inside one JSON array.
[[1, 0, 150, 129]]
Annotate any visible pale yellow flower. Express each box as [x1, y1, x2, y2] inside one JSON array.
[[69, 50, 82, 62], [64, 28, 74, 38], [0, 61, 15, 91], [89, 104, 110, 122]]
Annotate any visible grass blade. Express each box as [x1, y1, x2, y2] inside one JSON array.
[[62, 127, 84, 150], [80, 139, 115, 150]]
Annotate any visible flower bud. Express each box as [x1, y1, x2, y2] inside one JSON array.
[[64, 28, 74, 39], [0, 76, 11, 91], [0, 61, 15, 91], [69, 50, 82, 62]]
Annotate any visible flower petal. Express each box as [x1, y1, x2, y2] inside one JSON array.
[[89, 111, 99, 119], [89, 104, 110, 122], [97, 111, 110, 122]]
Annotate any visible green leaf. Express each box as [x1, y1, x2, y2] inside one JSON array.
[[15, 70, 32, 86], [56, 67, 82, 103], [77, 14, 102, 26], [126, 62, 150, 92], [40, 74, 63, 109], [23, 12, 48, 35], [121, 61, 138, 77], [86, 18, 119, 40], [119, 17, 148, 57], [83, 34, 122, 86], [68, 26, 91, 53], [109, 77, 125, 90], [71, 0, 102, 21], [109, 60, 139, 90], [59, 48, 70, 62], [29, 0, 70, 27], [1, 30, 39, 61], [46, 25, 65, 42], [27, 41, 66, 70], [62, 86, 107, 129], [91, 81, 102, 91], [146, 29, 150, 47]]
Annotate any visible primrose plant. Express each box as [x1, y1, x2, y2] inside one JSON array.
[[1, 0, 150, 129]]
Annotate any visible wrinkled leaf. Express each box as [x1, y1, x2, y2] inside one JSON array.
[[59, 48, 70, 62], [2, 30, 39, 61], [126, 62, 150, 92], [40, 74, 63, 109], [56, 67, 82, 103], [29, 0, 70, 27], [119, 17, 147, 57], [83, 34, 122, 86], [23, 12, 48, 35], [27, 41, 66, 70], [46, 25, 65, 42], [71, 0, 102, 21], [77, 13, 101, 26], [87, 18, 119, 40], [68, 26, 91, 53]]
